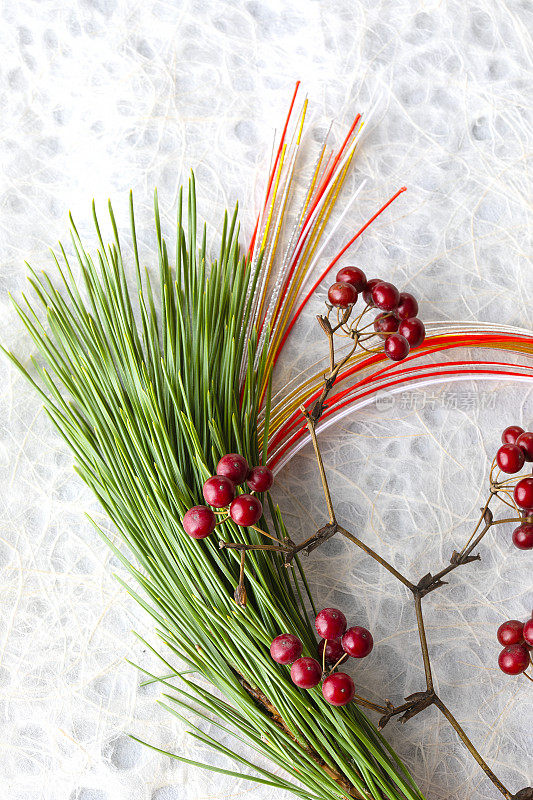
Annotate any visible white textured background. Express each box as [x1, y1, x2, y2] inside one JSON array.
[[1, 2, 532, 800]]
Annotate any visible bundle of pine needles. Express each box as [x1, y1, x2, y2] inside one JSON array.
[[5, 178, 426, 800]]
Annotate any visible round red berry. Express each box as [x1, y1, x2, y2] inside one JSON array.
[[398, 317, 426, 348], [384, 333, 410, 361], [182, 505, 216, 539], [216, 453, 249, 485], [362, 278, 381, 305], [336, 266, 367, 292], [229, 494, 262, 526], [371, 281, 400, 312], [203, 476, 235, 508], [328, 282, 357, 308], [514, 478, 533, 509], [318, 638, 345, 666], [322, 672, 355, 706], [498, 643, 530, 675], [497, 620, 524, 646], [290, 657, 323, 688], [496, 444, 525, 474], [395, 292, 418, 320], [512, 523, 533, 550], [270, 634, 303, 664], [523, 618, 533, 647], [315, 608, 347, 640], [341, 626, 373, 658], [516, 432, 533, 462], [246, 466, 274, 493], [501, 425, 524, 445], [373, 312, 399, 339]]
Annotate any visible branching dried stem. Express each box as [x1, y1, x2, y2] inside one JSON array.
[[223, 312, 532, 800], [299, 408, 529, 799], [291, 324, 531, 800], [308, 312, 359, 424]]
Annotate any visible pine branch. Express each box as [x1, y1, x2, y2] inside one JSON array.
[[5, 179, 425, 800]]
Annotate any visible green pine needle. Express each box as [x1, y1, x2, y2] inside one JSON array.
[[5, 177, 425, 800]]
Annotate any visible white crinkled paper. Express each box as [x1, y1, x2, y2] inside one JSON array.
[[0, 1, 532, 799]]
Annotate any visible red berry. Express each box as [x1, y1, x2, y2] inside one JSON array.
[[336, 266, 367, 292], [502, 425, 524, 445], [341, 626, 373, 658], [318, 638, 345, 665], [497, 620, 524, 646], [328, 282, 357, 308], [371, 281, 400, 312], [516, 432, 533, 462], [496, 444, 525, 474], [315, 608, 347, 640], [395, 292, 418, 320], [203, 476, 235, 508], [270, 634, 303, 664], [362, 278, 380, 305], [229, 494, 262, 526], [498, 643, 530, 675], [216, 453, 249, 485], [182, 505, 216, 539], [514, 478, 533, 509], [246, 466, 274, 493], [523, 618, 533, 647], [322, 672, 355, 706], [384, 333, 410, 361], [290, 657, 322, 688], [373, 312, 399, 339], [398, 317, 426, 348], [512, 523, 533, 550]]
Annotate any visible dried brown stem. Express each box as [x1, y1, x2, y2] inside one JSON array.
[[308, 315, 359, 423], [413, 594, 433, 691], [337, 525, 415, 590], [238, 674, 372, 800], [327, 652, 349, 675], [300, 404, 336, 524], [433, 696, 513, 799], [220, 541, 290, 553], [293, 329, 529, 800], [232, 549, 246, 606], [250, 525, 286, 544]]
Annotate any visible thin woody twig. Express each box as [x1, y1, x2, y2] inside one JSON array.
[[434, 696, 512, 799], [413, 594, 433, 692], [457, 494, 494, 555], [250, 525, 286, 544], [300, 405, 336, 524], [327, 652, 349, 675], [234, 549, 247, 607], [337, 525, 415, 591], [220, 541, 291, 553], [292, 313, 527, 800], [352, 694, 389, 714]]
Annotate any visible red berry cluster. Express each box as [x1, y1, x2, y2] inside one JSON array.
[[182, 454, 274, 539], [496, 426, 533, 550], [326, 266, 426, 362], [497, 614, 533, 676], [269, 607, 373, 707]]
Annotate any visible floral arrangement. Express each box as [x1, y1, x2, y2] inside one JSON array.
[[5, 83, 532, 800]]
